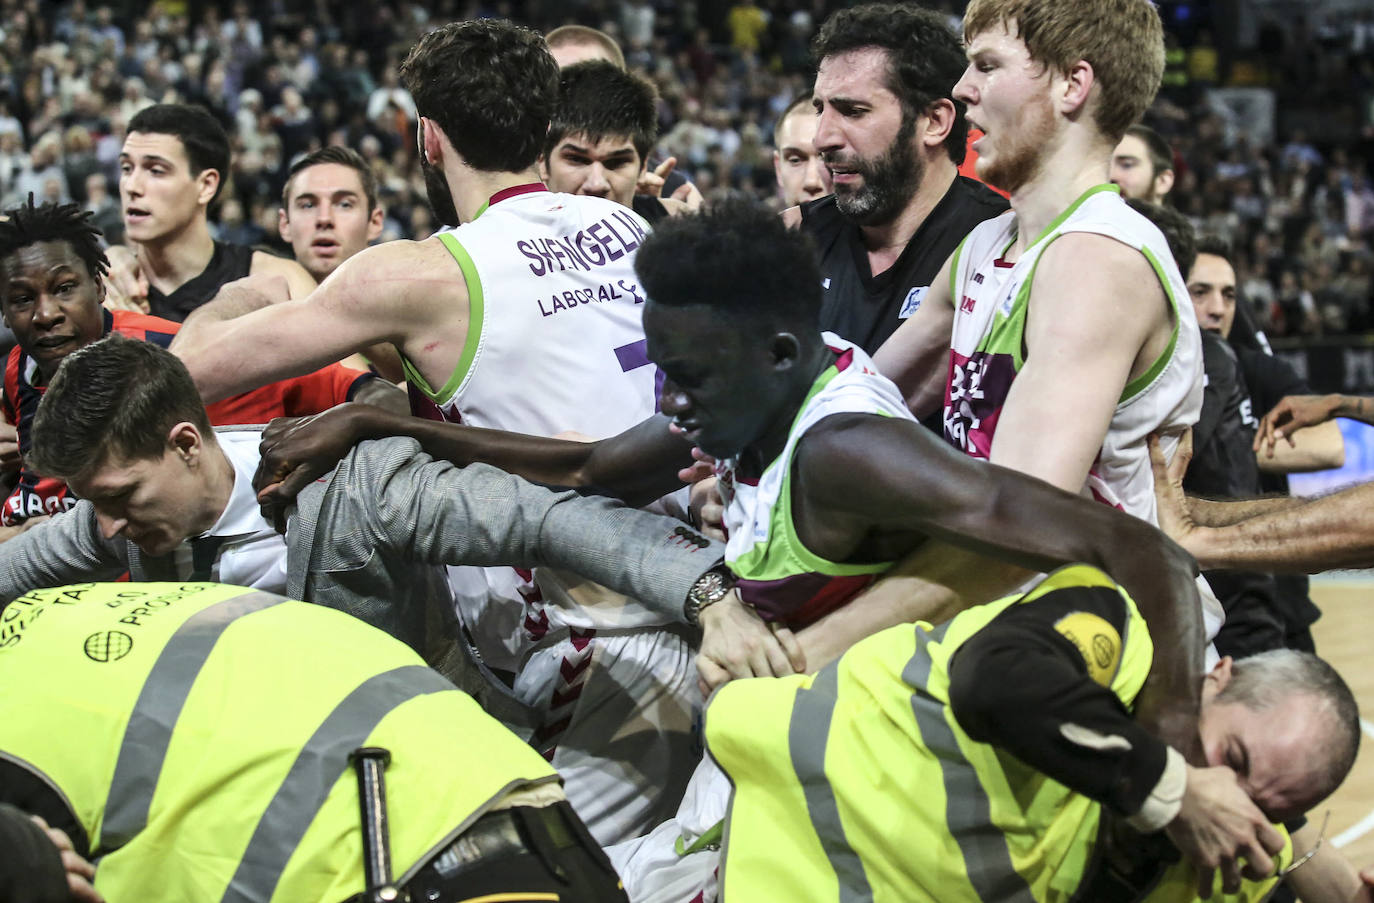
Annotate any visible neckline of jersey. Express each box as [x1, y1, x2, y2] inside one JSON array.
[[473, 183, 549, 219]]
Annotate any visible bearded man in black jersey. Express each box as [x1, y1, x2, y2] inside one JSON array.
[[785, 3, 1006, 354]]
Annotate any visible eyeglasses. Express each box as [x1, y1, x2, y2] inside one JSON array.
[[1277, 810, 1330, 880]]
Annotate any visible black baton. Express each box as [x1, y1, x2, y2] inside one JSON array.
[[350, 746, 407, 903]]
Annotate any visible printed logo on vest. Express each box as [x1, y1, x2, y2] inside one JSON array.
[[84, 630, 133, 662], [899, 286, 928, 319]]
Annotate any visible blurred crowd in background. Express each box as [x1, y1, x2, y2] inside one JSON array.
[[0, 0, 1371, 337]]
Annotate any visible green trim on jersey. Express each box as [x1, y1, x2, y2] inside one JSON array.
[[1119, 245, 1183, 403], [729, 362, 894, 583], [1026, 183, 1121, 249], [948, 234, 971, 301], [400, 232, 485, 405]]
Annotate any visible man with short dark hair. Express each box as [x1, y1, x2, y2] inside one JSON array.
[[1112, 123, 1176, 204], [793, 2, 1008, 352], [773, 93, 831, 208], [540, 61, 683, 223], [278, 145, 384, 284], [112, 103, 317, 320]]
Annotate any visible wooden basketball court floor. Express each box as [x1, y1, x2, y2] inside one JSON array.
[[1304, 576, 1374, 870]]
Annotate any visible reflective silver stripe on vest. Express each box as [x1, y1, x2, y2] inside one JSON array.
[[100, 590, 287, 852], [788, 664, 875, 903], [221, 664, 454, 903], [904, 623, 1037, 903]]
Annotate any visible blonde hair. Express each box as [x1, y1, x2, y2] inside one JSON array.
[[962, 0, 1164, 142]]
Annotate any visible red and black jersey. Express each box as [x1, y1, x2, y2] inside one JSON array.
[[0, 308, 372, 526]]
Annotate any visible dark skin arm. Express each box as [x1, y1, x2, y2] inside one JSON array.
[[790, 413, 1205, 762], [254, 402, 693, 515], [255, 400, 1203, 758]]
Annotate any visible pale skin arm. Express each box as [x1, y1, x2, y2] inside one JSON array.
[[172, 239, 459, 403], [871, 250, 957, 417], [989, 233, 1168, 491], [1282, 819, 1374, 903], [797, 538, 1028, 673], [1254, 394, 1351, 471], [1258, 420, 1345, 473], [249, 250, 318, 299]]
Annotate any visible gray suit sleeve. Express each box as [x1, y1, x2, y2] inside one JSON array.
[[340, 438, 720, 620], [0, 502, 129, 605]]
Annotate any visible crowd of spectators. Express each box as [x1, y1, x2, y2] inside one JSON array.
[[0, 0, 1370, 335]]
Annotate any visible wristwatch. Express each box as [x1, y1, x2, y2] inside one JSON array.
[[684, 563, 737, 627]]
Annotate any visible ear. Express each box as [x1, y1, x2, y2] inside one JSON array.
[[1201, 655, 1234, 701], [769, 331, 801, 371], [1154, 168, 1175, 198], [365, 204, 384, 242], [277, 206, 290, 242], [1058, 59, 1096, 118], [920, 98, 957, 150], [420, 117, 446, 167], [195, 167, 221, 208], [94, 274, 107, 306], [167, 421, 204, 466]]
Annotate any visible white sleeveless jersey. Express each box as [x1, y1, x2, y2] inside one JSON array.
[[718, 333, 913, 627], [406, 186, 657, 437], [944, 184, 1203, 525], [413, 189, 696, 845]]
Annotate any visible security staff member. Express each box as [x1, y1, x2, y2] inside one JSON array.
[[0, 582, 626, 902], [705, 565, 1361, 903]]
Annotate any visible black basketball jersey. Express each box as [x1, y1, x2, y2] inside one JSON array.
[[800, 175, 1007, 353], [146, 240, 256, 322]]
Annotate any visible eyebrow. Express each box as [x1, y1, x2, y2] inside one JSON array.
[[293, 190, 361, 203], [560, 142, 638, 159], [119, 153, 177, 167]]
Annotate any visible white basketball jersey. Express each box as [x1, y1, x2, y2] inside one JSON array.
[[944, 184, 1203, 525], [406, 186, 658, 437]]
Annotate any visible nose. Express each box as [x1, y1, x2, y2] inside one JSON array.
[[313, 201, 334, 227], [96, 510, 128, 540], [121, 168, 143, 199], [953, 65, 978, 106], [658, 377, 689, 417], [813, 105, 842, 155], [583, 163, 611, 197], [803, 153, 827, 195], [32, 290, 64, 327]]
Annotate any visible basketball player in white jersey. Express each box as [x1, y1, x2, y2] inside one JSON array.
[[168, 19, 712, 845], [815, 0, 1211, 662]]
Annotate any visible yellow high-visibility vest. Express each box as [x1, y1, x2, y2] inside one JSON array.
[[0, 582, 558, 902], [707, 565, 1287, 903]]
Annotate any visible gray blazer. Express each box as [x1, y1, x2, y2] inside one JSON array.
[[0, 437, 721, 727]]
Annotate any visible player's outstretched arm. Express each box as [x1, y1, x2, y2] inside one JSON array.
[[171, 240, 450, 403], [253, 404, 694, 518], [1148, 433, 1374, 571], [872, 251, 957, 417], [795, 413, 1204, 759]]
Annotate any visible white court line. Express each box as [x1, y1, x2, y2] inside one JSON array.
[[1332, 717, 1374, 848]]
